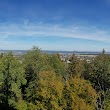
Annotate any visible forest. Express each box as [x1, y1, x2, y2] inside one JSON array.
[[0, 47, 110, 110]]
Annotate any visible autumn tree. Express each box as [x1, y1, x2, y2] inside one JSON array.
[[62, 77, 97, 110], [33, 70, 64, 110]]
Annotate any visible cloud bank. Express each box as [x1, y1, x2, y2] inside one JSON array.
[[0, 22, 110, 43]]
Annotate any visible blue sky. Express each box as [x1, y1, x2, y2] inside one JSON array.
[[0, 0, 110, 51]]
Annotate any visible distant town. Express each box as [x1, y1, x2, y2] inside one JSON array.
[[0, 49, 109, 63]]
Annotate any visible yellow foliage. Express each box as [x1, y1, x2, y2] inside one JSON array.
[[36, 70, 64, 109], [15, 100, 27, 110], [29, 70, 97, 110], [68, 77, 97, 110]]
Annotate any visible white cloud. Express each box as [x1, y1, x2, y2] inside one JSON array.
[[0, 22, 110, 43]]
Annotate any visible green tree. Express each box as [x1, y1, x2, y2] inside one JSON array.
[[84, 53, 110, 109], [102, 48, 105, 54], [0, 52, 26, 109], [48, 54, 67, 77], [23, 47, 50, 105], [68, 54, 85, 77]]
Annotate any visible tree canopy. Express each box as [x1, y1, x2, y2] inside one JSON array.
[[0, 47, 110, 110]]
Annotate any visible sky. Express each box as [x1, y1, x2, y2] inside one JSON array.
[[0, 0, 110, 51]]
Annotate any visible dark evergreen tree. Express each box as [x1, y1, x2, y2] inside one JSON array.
[[0, 52, 27, 109]]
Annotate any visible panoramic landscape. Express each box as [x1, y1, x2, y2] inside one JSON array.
[[0, 0, 110, 110]]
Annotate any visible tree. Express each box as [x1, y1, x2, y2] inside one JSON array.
[[102, 48, 105, 54], [23, 47, 50, 104], [62, 77, 97, 110], [84, 53, 110, 109], [68, 54, 85, 77], [0, 52, 26, 109], [48, 54, 67, 77], [34, 70, 64, 110], [0, 47, 100, 110]]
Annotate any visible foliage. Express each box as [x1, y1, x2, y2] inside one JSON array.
[[23, 47, 49, 103], [48, 54, 67, 77], [36, 70, 64, 110], [84, 53, 110, 109], [62, 77, 97, 110], [68, 54, 86, 77], [1, 47, 108, 110], [0, 52, 26, 109]]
